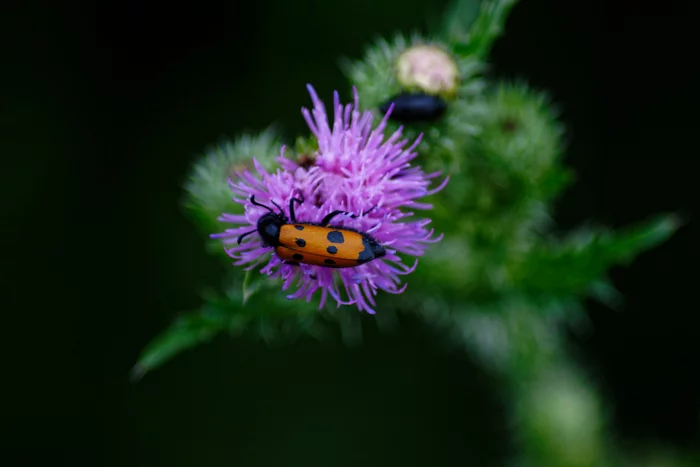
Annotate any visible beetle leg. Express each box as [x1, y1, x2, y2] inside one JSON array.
[[288, 197, 304, 224], [321, 210, 357, 226]]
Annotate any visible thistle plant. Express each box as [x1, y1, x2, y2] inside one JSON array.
[[134, 0, 684, 464]]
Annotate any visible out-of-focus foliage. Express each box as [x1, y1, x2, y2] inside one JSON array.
[[137, 0, 678, 389], [135, 1, 684, 465]]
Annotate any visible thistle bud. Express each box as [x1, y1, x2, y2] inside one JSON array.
[[396, 44, 460, 97], [183, 127, 281, 233]]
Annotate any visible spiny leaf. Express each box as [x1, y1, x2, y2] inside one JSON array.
[[600, 213, 685, 261], [131, 282, 324, 380], [510, 213, 683, 297]]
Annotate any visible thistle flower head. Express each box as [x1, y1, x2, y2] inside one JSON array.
[[212, 85, 448, 314]]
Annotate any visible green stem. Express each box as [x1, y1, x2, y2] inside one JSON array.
[[444, 0, 521, 60]]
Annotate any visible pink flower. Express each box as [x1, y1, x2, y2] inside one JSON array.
[[211, 85, 448, 314]]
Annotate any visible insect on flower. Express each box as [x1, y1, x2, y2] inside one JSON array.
[[236, 195, 386, 268], [212, 84, 448, 313]]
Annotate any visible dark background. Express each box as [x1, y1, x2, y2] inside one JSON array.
[[3, 0, 699, 465]]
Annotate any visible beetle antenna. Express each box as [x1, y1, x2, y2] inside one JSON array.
[[237, 229, 258, 244], [250, 195, 274, 213], [270, 200, 283, 215]]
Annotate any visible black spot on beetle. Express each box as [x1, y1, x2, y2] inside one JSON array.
[[295, 238, 306, 247], [327, 231, 345, 244], [357, 237, 374, 263], [326, 246, 338, 254], [357, 236, 386, 263], [294, 225, 304, 231], [293, 253, 303, 261], [324, 259, 336, 265]]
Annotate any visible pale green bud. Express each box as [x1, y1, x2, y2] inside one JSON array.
[[182, 127, 281, 233]]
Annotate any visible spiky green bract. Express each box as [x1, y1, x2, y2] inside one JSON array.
[[182, 127, 282, 234], [473, 82, 567, 198], [436, 82, 571, 236], [343, 33, 486, 172]]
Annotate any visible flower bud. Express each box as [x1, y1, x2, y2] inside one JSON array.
[[472, 82, 565, 187], [183, 127, 281, 232], [396, 44, 460, 97]]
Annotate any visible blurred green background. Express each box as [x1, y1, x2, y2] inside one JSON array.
[[3, 0, 699, 465]]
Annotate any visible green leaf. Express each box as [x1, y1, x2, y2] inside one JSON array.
[[131, 310, 225, 381], [587, 279, 624, 310], [601, 212, 685, 260], [131, 279, 325, 379], [510, 213, 683, 297]]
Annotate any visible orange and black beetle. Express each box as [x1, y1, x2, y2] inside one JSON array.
[[237, 195, 386, 268]]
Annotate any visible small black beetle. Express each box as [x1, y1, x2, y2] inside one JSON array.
[[379, 92, 447, 123]]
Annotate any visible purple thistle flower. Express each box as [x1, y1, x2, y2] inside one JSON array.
[[211, 85, 448, 314]]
